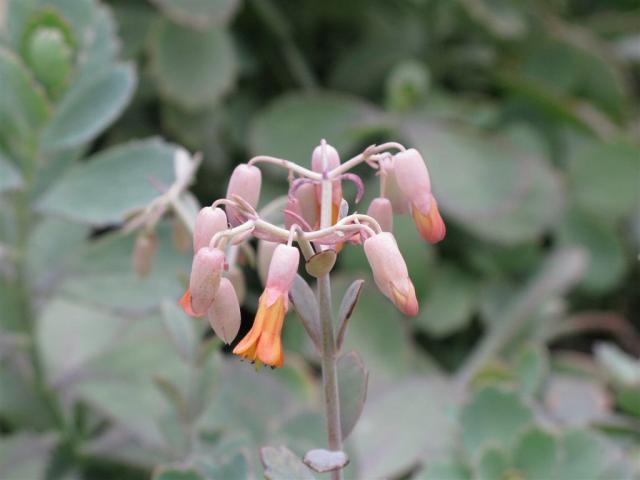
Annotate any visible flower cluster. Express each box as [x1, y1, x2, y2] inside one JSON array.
[[179, 141, 445, 367]]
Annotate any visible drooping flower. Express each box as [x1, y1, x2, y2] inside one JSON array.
[[379, 155, 408, 214], [233, 244, 299, 367], [193, 206, 228, 252], [181, 246, 225, 316], [311, 143, 342, 226], [367, 197, 394, 232], [226, 164, 262, 226], [364, 232, 418, 316], [207, 277, 241, 344], [393, 148, 445, 243]]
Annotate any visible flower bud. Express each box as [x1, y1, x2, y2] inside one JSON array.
[[393, 148, 432, 214], [312, 143, 340, 172], [393, 149, 445, 244], [379, 156, 408, 214], [367, 197, 393, 232], [172, 217, 191, 252], [364, 232, 418, 316], [188, 247, 225, 315], [132, 231, 157, 279], [311, 143, 343, 208], [226, 266, 246, 304], [264, 244, 299, 307], [193, 206, 227, 252], [207, 277, 241, 344], [226, 164, 262, 226], [257, 240, 280, 286]]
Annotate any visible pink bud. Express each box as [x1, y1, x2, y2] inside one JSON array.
[[193, 206, 228, 252], [133, 231, 157, 278], [206, 277, 241, 344], [311, 143, 340, 173], [311, 143, 343, 207], [257, 240, 280, 286], [226, 164, 262, 226], [364, 232, 419, 316], [188, 247, 225, 315], [379, 156, 408, 214], [367, 197, 394, 232], [172, 217, 191, 252], [226, 266, 246, 304], [296, 182, 319, 227], [263, 244, 299, 307], [393, 149, 432, 214]]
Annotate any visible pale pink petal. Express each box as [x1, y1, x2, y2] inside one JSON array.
[[207, 278, 241, 344]]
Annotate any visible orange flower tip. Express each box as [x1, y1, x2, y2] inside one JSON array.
[[178, 289, 201, 317], [412, 200, 446, 244], [392, 284, 419, 317]]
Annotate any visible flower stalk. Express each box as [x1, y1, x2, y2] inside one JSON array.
[[317, 143, 343, 479]]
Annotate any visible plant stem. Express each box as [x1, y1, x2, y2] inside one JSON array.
[[317, 273, 343, 480], [454, 248, 587, 388], [317, 143, 343, 479]]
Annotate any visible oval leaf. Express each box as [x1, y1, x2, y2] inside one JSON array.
[[338, 351, 368, 440], [149, 19, 236, 110], [41, 63, 136, 151], [289, 274, 321, 351], [305, 250, 337, 278], [260, 446, 315, 480], [303, 449, 349, 473], [150, 0, 240, 29], [38, 138, 178, 225], [251, 92, 383, 162], [336, 279, 364, 351]]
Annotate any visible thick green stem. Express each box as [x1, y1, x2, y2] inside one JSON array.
[[13, 178, 67, 432], [317, 273, 343, 480]]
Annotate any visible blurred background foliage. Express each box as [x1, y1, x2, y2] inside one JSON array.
[[0, 0, 639, 479]]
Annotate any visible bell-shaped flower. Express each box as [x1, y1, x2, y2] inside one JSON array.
[[393, 149, 446, 243], [311, 143, 342, 225], [193, 206, 228, 252], [367, 197, 394, 232], [233, 244, 299, 367], [180, 246, 225, 316], [226, 164, 262, 226], [364, 232, 418, 316], [207, 277, 241, 344]]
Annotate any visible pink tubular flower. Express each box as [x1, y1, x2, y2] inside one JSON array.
[[233, 244, 299, 367], [393, 148, 446, 244], [207, 277, 241, 344], [364, 232, 419, 316], [226, 164, 262, 226], [193, 206, 228, 252], [367, 197, 394, 232], [181, 246, 225, 316]]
